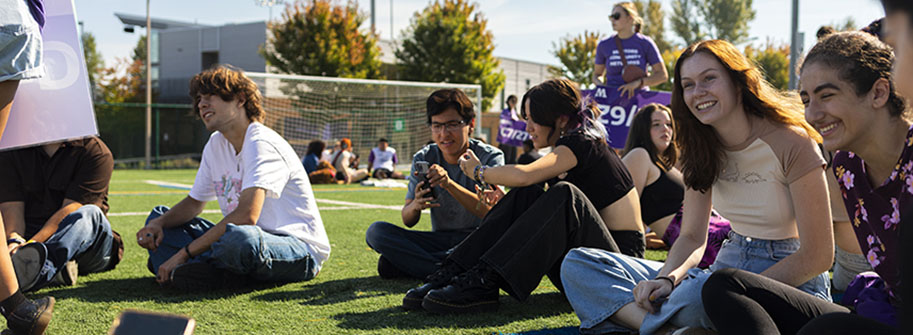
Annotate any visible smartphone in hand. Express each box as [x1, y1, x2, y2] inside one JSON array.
[[414, 161, 436, 199]]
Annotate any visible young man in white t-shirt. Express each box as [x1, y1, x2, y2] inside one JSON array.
[[135, 66, 330, 290], [368, 138, 404, 179]]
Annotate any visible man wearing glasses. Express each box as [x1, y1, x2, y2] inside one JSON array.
[[365, 88, 504, 280]]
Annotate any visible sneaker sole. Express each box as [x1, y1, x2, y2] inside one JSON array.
[[421, 296, 499, 314], [12, 245, 46, 293]]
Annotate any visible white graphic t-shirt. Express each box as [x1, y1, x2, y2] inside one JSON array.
[[189, 122, 331, 267]]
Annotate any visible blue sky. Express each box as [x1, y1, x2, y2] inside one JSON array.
[[74, 0, 886, 68]]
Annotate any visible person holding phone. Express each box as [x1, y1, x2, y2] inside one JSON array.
[[365, 89, 504, 280]]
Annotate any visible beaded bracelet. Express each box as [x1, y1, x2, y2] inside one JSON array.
[[473, 164, 483, 182], [478, 165, 490, 189]]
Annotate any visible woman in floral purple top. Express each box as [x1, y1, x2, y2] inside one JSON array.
[[699, 31, 908, 334]]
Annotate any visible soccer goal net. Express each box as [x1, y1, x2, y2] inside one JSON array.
[[246, 72, 482, 169]]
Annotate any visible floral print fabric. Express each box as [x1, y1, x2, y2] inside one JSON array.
[[832, 124, 912, 302]]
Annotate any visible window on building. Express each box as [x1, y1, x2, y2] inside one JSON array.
[[202, 52, 219, 70]]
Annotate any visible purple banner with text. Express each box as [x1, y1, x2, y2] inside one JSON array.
[[581, 86, 672, 149]]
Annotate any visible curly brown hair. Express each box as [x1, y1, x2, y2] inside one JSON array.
[[189, 65, 265, 122], [801, 31, 908, 120], [671, 40, 821, 192]]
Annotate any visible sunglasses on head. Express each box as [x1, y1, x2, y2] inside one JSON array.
[[609, 12, 622, 20]]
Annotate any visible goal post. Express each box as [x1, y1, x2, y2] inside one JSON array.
[[246, 72, 483, 170]]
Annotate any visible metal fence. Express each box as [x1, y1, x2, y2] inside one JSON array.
[[96, 102, 207, 166]]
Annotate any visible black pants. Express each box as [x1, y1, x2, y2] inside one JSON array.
[[796, 313, 898, 335], [447, 182, 644, 301], [703, 268, 854, 335]]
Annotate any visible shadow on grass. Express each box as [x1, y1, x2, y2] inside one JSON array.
[[331, 291, 574, 331], [252, 275, 417, 306], [39, 276, 279, 303]]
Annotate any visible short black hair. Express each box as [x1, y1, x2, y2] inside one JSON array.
[[426, 89, 475, 124], [507, 95, 518, 103], [378, 138, 388, 143]]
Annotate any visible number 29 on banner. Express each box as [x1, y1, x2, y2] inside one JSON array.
[[597, 104, 639, 127]]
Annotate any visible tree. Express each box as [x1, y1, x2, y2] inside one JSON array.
[[81, 31, 104, 99], [94, 36, 151, 158], [836, 17, 858, 31], [744, 41, 790, 90], [657, 48, 682, 92], [549, 30, 604, 88], [260, 0, 382, 79], [396, 0, 505, 112], [670, 0, 705, 46], [699, 0, 755, 45], [633, 0, 671, 52], [671, 0, 755, 46]]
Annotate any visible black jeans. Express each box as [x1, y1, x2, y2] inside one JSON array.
[[796, 312, 898, 335], [702, 268, 852, 335], [447, 182, 644, 301]]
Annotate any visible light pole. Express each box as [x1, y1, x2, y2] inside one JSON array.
[[788, 0, 799, 90], [145, 0, 152, 168], [255, 0, 286, 22]]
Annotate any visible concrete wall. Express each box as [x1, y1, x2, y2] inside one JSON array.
[[158, 21, 266, 101]]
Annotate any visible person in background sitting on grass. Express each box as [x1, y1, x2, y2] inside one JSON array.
[[621, 103, 731, 268], [136, 65, 330, 291], [302, 140, 325, 174], [331, 138, 368, 184], [365, 88, 504, 280], [0, 136, 123, 295], [368, 138, 405, 179], [702, 29, 909, 335], [0, 0, 55, 332]]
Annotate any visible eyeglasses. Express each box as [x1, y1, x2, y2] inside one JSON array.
[[609, 12, 622, 21], [429, 120, 468, 133]]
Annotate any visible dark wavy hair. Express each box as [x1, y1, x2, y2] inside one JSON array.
[[189, 65, 265, 122], [521, 78, 604, 141], [671, 40, 820, 192], [306, 140, 326, 157], [801, 31, 907, 120], [623, 103, 677, 170], [426, 88, 475, 124]]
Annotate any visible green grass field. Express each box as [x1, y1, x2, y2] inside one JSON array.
[[33, 169, 667, 334]]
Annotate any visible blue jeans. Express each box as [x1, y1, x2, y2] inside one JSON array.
[[35, 205, 116, 289], [561, 230, 832, 335], [145, 206, 318, 283], [365, 221, 470, 279]]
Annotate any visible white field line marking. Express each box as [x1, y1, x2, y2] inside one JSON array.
[[143, 180, 193, 190], [108, 181, 416, 216]]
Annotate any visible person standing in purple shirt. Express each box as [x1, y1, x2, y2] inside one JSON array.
[[496, 95, 527, 164], [593, 2, 667, 98]]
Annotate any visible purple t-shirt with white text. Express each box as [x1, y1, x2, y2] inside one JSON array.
[[595, 33, 662, 87]]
